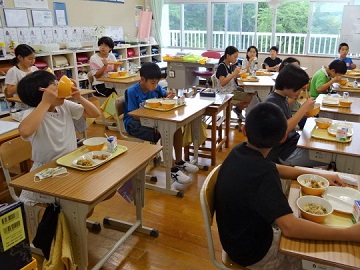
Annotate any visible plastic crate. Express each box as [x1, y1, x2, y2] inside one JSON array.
[[20, 257, 37, 270]]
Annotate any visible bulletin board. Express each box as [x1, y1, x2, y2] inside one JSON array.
[[3, 9, 29, 27], [53, 2, 68, 26], [31, 10, 53, 27], [340, 5, 360, 53]]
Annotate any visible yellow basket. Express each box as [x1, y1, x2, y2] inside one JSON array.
[[21, 257, 37, 270]]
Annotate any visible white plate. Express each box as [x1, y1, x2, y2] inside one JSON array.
[[327, 123, 353, 137], [322, 96, 339, 105], [72, 151, 111, 168], [322, 186, 360, 214]]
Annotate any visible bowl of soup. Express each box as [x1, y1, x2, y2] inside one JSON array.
[[297, 195, 333, 223], [58, 75, 74, 98], [161, 99, 177, 109], [146, 98, 161, 108], [315, 118, 333, 129]]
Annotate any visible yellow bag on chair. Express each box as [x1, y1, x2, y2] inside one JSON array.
[[182, 121, 207, 146], [100, 92, 119, 119]]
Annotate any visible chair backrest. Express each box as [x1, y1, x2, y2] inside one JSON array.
[[200, 164, 247, 270], [114, 95, 144, 143], [0, 137, 32, 201], [202, 51, 222, 59], [211, 74, 218, 89]]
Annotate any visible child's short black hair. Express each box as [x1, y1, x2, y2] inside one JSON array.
[[338, 42, 349, 52], [17, 70, 57, 107], [279, 57, 300, 71], [139, 62, 161, 80], [245, 102, 287, 148], [275, 64, 309, 91], [329, 59, 347, 74], [97, 36, 114, 50], [270, 46, 279, 53]]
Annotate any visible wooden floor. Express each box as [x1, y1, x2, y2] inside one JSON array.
[[33, 112, 246, 269]]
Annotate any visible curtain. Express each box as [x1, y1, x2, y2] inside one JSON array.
[[150, 0, 164, 47]]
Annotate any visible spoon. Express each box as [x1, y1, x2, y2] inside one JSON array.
[[104, 133, 109, 139]]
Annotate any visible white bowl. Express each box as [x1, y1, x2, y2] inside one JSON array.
[[83, 137, 107, 151]]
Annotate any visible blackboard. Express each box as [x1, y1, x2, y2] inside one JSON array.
[[340, 5, 360, 53]]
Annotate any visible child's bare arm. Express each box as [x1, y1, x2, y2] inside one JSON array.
[[317, 76, 340, 93]]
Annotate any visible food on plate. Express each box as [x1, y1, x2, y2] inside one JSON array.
[[92, 154, 109, 160], [297, 195, 333, 223], [300, 179, 326, 188], [76, 159, 93, 166]]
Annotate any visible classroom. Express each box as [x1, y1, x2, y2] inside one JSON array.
[[0, 0, 360, 269]]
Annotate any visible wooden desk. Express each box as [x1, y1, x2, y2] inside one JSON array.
[[6, 89, 96, 104], [280, 180, 360, 270], [184, 94, 232, 166], [129, 98, 214, 197], [0, 116, 19, 144], [97, 74, 140, 96], [317, 94, 360, 122], [10, 140, 162, 270], [297, 118, 360, 174], [237, 76, 275, 101]]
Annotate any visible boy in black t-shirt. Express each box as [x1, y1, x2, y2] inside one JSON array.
[[215, 102, 358, 269], [263, 46, 282, 72]]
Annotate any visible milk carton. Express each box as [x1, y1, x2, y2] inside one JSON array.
[[352, 200, 360, 223]]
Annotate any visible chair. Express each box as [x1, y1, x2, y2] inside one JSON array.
[[0, 137, 44, 243], [193, 51, 221, 87], [114, 96, 159, 181], [200, 164, 249, 269]]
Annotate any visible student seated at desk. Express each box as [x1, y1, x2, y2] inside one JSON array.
[[5, 44, 38, 101], [214, 102, 358, 270], [124, 62, 199, 185], [17, 70, 101, 204], [90, 36, 118, 97], [309, 59, 347, 99], [265, 64, 326, 167], [215, 46, 253, 130], [262, 45, 282, 72], [335, 42, 357, 70]]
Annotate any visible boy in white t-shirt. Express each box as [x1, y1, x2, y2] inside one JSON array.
[[17, 70, 101, 203]]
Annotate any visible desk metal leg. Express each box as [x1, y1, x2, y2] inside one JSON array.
[[95, 168, 159, 270], [60, 200, 90, 270]]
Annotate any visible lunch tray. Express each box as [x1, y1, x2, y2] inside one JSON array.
[[241, 77, 259, 82], [322, 102, 351, 108], [56, 145, 127, 171], [339, 84, 359, 90], [110, 74, 137, 80], [298, 189, 354, 228], [144, 102, 186, 111], [310, 127, 352, 143]]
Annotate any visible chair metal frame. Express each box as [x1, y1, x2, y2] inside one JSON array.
[[200, 164, 249, 270], [114, 96, 159, 182]]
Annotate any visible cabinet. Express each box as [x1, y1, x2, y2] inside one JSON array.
[[0, 43, 161, 92]]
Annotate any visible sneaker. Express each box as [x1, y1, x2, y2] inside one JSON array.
[[171, 168, 191, 184], [175, 160, 199, 173]]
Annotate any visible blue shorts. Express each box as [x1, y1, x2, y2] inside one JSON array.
[[127, 119, 161, 143]]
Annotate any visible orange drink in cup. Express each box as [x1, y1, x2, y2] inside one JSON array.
[[57, 75, 74, 98]]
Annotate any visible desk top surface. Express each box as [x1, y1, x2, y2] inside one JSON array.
[[10, 140, 162, 204], [316, 94, 360, 116], [98, 74, 141, 84], [297, 118, 360, 157], [238, 75, 275, 87], [280, 180, 360, 270], [6, 89, 95, 103], [0, 116, 19, 143], [129, 98, 214, 123]]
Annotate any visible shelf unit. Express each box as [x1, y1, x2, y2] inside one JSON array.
[[0, 44, 161, 91]]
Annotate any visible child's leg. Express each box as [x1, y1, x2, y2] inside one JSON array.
[[173, 128, 183, 164]]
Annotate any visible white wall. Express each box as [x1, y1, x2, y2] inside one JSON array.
[[1, 0, 145, 38]]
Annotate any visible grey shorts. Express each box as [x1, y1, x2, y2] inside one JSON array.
[[127, 119, 161, 143]]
